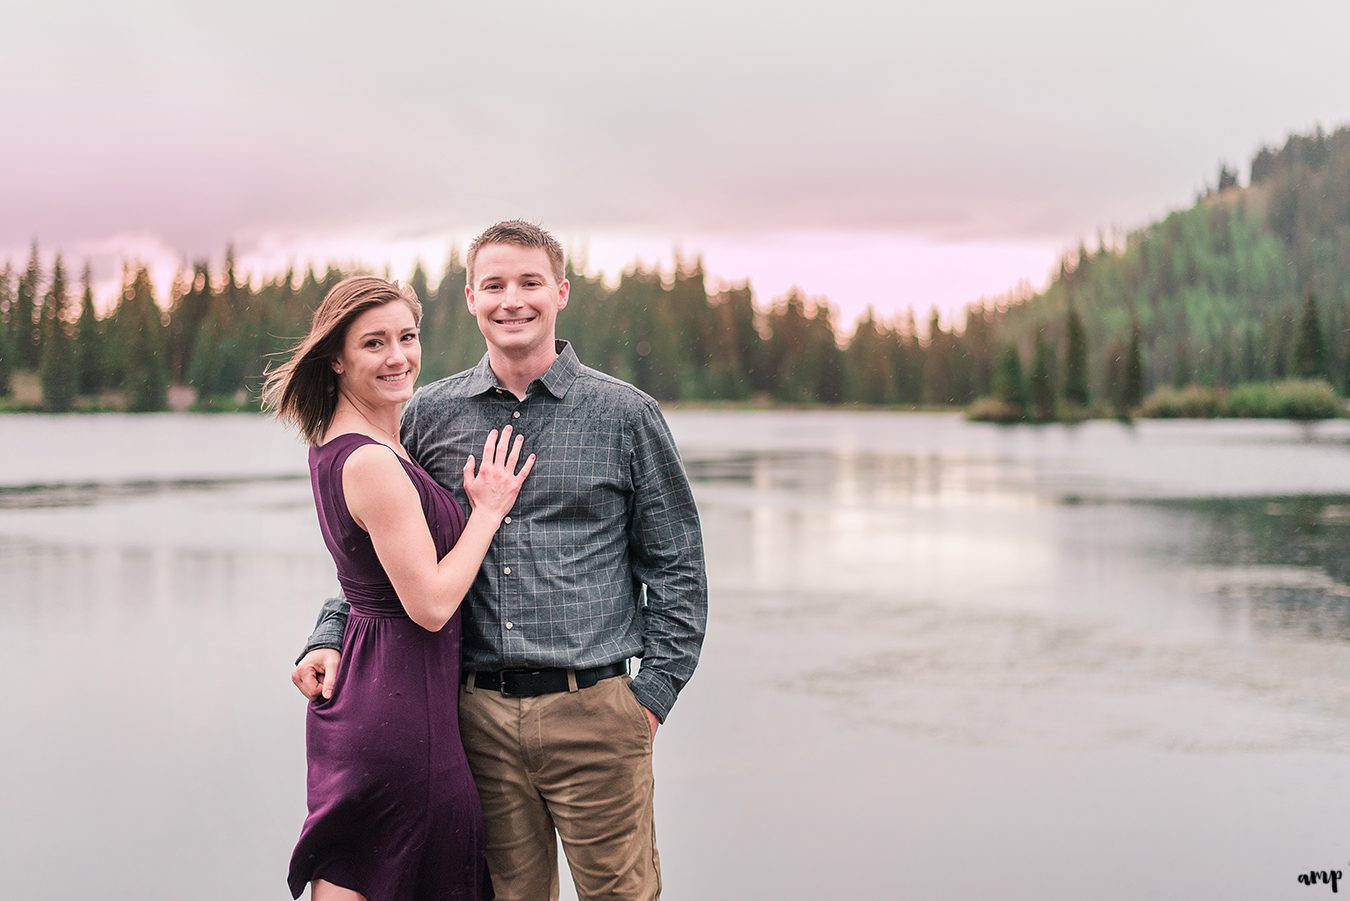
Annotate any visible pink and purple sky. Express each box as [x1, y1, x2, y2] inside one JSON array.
[[4, 0, 1348, 331]]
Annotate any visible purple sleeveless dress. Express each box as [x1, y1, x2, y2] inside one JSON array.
[[288, 433, 492, 901]]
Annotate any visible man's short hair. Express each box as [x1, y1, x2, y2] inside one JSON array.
[[467, 220, 567, 287]]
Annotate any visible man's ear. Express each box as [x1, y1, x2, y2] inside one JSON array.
[[556, 278, 570, 311], [465, 285, 476, 315]]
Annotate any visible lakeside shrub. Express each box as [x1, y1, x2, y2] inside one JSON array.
[[1225, 379, 1342, 420], [1138, 384, 1223, 418], [968, 379, 1343, 423], [1139, 379, 1343, 420], [965, 397, 1029, 423]]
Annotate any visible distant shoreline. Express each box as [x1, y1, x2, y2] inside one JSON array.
[[0, 399, 1340, 423]]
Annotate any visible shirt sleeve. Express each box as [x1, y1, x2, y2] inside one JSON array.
[[296, 592, 349, 664], [625, 398, 708, 722]]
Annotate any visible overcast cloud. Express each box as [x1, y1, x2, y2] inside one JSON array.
[[3, 0, 1347, 323]]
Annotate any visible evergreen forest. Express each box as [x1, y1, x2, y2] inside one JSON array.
[[3, 124, 1350, 419]]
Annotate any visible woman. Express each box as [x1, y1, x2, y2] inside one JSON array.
[[263, 276, 531, 901]]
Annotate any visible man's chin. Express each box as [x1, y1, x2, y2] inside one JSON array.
[[489, 329, 542, 350]]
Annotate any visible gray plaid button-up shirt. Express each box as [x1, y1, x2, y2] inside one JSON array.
[[303, 341, 708, 720]]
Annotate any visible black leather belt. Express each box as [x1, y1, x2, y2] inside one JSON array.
[[465, 661, 628, 697]]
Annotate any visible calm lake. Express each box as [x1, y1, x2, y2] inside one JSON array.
[[3, 410, 1350, 900]]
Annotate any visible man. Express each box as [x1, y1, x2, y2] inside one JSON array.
[[292, 220, 707, 901]]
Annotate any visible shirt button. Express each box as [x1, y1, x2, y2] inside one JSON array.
[[503, 566, 512, 574], [503, 516, 511, 524], [505, 621, 514, 630], [512, 411, 521, 419]]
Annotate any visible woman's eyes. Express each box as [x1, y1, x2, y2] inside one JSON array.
[[364, 333, 416, 349]]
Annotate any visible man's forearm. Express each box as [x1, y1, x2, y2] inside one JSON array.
[[630, 571, 708, 722], [296, 594, 350, 664], [625, 399, 708, 721]]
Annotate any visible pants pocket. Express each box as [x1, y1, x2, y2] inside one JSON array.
[[615, 676, 653, 747]]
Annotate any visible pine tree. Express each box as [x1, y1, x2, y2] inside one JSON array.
[[407, 260, 430, 334], [1029, 330, 1057, 421], [707, 283, 757, 400], [1103, 341, 1123, 416], [1122, 323, 1145, 413], [806, 302, 844, 403], [1294, 292, 1327, 380], [75, 263, 105, 396], [38, 256, 77, 411], [423, 251, 477, 380], [992, 345, 1028, 416], [962, 304, 996, 399], [1063, 299, 1089, 407], [0, 264, 14, 396], [117, 266, 169, 411], [666, 256, 716, 399], [764, 290, 815, 402], [1173, 339, 1191, 387], [1342, 303, 1350, 394], [1266, 306, 1295, 379], [844, 308, 892, 404], [895, 310, 923, 404], [15, 242, 41, 369], [922, 309, 953, 404], [169, 262, 211, 383], [188, 250, 248, 402], [163, 266, 189, 380]]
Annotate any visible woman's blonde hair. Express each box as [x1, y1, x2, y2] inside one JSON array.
[[262, 275, 422, 445]]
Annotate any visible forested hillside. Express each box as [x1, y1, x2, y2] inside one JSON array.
[[989, 124, 1350, 408]]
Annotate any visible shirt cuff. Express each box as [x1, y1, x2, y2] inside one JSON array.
[[294, 630, 344, 666], [629, 669, 678, 723]]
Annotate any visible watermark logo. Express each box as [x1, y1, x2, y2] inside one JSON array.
[[1297, 868, 1342, 892]]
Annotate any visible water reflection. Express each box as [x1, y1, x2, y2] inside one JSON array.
[[1148, 495, 1350, 641], [684, 440, 1350, 648], [0, 474, 303, 510]]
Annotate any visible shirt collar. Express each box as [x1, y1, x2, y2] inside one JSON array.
[[464, 340, 582, 399]]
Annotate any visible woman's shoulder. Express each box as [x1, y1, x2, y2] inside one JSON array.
[[342, 439, 408, 480], [314, 434, 410, 491], [311, 431, 380, 464], [338, 440, 422, 528], [315, 431, 382, 451]]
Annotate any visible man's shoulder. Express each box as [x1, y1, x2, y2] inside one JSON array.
[[409, 367, 481, 408], [571, 363, 661, 417]]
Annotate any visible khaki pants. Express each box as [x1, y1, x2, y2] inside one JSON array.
[[459, 674, 661, 901]]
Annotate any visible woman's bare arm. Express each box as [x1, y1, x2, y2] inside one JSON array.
[[342, 428, 532, 632]]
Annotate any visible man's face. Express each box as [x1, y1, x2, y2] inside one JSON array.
[[465, 243, 569, 358]]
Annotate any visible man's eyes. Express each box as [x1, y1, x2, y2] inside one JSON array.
[[481, 281, 543, 290]]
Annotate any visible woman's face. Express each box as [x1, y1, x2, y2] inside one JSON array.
[[331, 301, 421, 406]]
